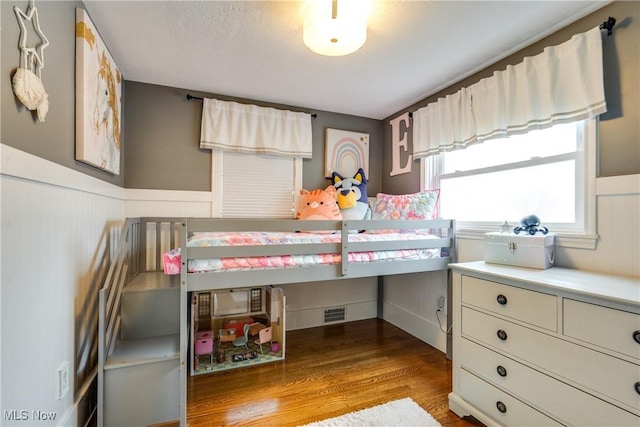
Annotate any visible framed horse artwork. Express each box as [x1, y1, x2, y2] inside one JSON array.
[[75, 8, 122, 175]]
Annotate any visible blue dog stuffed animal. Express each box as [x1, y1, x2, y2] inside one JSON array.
[[331, 168, 372, 220]]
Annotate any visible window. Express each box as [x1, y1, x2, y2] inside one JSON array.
[[250, 288, 263, 313], [211, 150, 302, 218], [197, 292, 211, 318], [422, 118, 597, 245]]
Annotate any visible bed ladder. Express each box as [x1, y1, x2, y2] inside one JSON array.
[[98, 218, 183, 427]]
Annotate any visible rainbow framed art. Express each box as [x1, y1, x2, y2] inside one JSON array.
[[324, 128, 369, 178]]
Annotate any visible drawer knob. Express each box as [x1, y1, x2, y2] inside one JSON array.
[[635, 382, 640, 396], [497, 329, 508, 341], [633, 330, 640, 345], [497, 365, 508, 377], [497, 294, 508, 305], [496, 401, 507, 414]]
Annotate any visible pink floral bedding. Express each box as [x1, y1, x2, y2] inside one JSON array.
[[184, 231, 440, 273]]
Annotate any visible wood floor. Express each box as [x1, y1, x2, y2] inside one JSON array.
[[187, 318, 481, 426]]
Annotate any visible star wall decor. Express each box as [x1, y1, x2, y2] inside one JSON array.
[[12, 0, 50, 122], [14, 0, 49, 76]]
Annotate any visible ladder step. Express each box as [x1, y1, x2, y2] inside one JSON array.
[[123, 271, 179, 293], [105, 334, 179, 370]]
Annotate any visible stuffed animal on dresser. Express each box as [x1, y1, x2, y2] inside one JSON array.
[[331, 168, 372, 220], [297, 185, 342, 220]]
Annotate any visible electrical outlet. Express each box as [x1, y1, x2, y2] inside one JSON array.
[[437, 296, 447, 315], [57, 361, 70, 400]]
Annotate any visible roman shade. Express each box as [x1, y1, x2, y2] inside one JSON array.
[[413, 26, 607, 158], [200, 98, 313, 158]]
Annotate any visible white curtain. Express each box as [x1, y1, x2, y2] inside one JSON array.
[[413, 26, 607, 158], [200, 98, 313, 158], [412, 87, 476, 159]]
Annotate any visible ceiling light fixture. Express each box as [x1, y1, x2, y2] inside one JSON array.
[[303, 0, 370, 57]]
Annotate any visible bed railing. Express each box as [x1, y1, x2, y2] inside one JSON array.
[[181, 217, 455, 291], [139, 217, 183, 273]]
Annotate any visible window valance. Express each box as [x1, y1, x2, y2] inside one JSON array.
[[200, 98, 313, 158], [413, 26, 607, 158], [412, 88, 476, 158]]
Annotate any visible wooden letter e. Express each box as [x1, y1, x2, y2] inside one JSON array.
[[389, 112, 412, 176]]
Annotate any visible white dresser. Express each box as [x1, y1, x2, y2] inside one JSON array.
[[449, 261, 640, 426]]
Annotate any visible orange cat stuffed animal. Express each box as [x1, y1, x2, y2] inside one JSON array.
[[297, 186, 342, 221]]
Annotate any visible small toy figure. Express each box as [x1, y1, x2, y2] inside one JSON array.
[[513, 214, 549, 235]]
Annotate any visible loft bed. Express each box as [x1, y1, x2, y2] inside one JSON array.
[[99, 216, 455, 426], [175, 217, 455, 377]]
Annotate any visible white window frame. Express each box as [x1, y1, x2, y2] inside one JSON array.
[[421, 117, 598, 249], [211, 149, 302, 218]]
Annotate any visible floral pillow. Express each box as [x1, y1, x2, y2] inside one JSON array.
[[371, 190, 440, 221]]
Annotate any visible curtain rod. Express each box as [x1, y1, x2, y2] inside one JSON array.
[[600, 16, 616, 36], [186, 94, 317, 118]]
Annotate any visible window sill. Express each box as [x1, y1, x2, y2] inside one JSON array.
[[455, 228, 598, 250]]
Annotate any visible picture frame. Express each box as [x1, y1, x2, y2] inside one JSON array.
[[324, 128, 369, 178], [75, 8, 122, 175]]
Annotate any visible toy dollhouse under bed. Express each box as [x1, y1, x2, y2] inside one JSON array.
[[98, 216, 455, 426]]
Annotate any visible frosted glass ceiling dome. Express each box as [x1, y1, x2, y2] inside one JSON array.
[[303, 0, 371, 56]]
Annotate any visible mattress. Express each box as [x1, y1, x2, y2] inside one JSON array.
[[186, 231, 441, 273]]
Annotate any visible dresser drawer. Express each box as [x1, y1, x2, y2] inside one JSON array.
[[462, 275, 557, 331], [459, 369, 561, 426], [462, 306, 640, 413], [564, 299, 640, 361], [460, 338, 640, 426]]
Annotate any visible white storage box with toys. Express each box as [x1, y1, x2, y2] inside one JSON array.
[[484, 232, 555, 269]]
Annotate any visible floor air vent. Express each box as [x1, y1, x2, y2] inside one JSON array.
[[323, 306, 346, 323]]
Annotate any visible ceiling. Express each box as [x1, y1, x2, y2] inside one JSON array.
[[84, 1, 608, 120]]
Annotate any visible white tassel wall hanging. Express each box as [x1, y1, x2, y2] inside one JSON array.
[[12, 0, 50, 122]]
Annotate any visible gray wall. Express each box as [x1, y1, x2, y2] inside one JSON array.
[[124, 83, 210, 191], [1, 1, 125, 186], [124, 82, 384, 194], [382, 1, 640, 194]]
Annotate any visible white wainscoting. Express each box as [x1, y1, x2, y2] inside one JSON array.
[[1, 145, 125, 426], [382, 271, 449, 353], [125, 189, 212, 218], [564, 174, 639, 277]]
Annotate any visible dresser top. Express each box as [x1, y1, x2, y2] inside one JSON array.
[[450, 261, 640, 308]]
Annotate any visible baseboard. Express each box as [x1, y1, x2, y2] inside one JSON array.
[[382, 301, 447, 353]]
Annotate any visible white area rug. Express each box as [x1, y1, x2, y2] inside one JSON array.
[[301, 397, 442, 427]]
